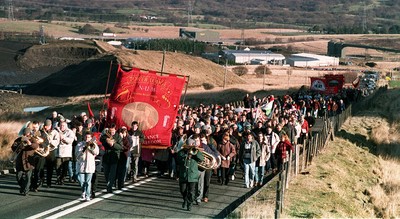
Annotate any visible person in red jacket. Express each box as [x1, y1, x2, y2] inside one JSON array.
[[298, 115, 309, 145], [274, 134, 293, 171]]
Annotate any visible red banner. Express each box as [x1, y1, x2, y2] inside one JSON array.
[[310, 74, 344, 94], [107, 65, 186, 148]]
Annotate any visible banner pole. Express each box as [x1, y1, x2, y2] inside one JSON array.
[[181, 75, 190, 106], [103, 60, 113, 110]]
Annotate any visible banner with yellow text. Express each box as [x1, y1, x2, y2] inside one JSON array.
[[107, 65, 186, 148]]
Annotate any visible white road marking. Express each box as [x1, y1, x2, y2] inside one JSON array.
[[27, 176, 157, 219]]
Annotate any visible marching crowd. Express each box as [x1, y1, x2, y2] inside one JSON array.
[[11, 87, 360, 211]]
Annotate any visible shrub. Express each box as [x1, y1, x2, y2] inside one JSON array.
[[254, 65, 272, 78], [365, 62, 377, 68], [79, 24, 98, 35], [232, 66, 248, 76], [202, 83, 215, 90]]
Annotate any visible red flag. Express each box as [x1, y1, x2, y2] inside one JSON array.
[[87, 102, 95, 118], [107, 65, 186, 148]]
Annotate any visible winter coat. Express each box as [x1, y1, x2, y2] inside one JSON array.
[[275, 140, 294, 162], [100, 132, 123, 164], [129, 129, 145, 157], [217, 140, 237, 168], [257, 140, 271, 167], [177, 149, 204, 183], [239, 140, 261, 163], [57, 128, 75, 158], [12, 137, 39, 171], [265, 132, 280, 154], [75, 141, 99, 174]]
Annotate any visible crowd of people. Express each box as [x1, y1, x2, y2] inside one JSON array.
[[11, 87, 360, 211]]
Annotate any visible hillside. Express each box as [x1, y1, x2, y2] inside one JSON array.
[[8, 0, 400, 33], [22, 40, 245, 96]]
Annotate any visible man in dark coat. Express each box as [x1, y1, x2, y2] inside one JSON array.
[[100, 123, 123, 193], [176, 136, 204, 211], [12, 127, 39, 195]]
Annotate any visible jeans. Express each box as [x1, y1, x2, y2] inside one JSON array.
[[78, 173, 93, 198], [68, 160, 74, 179], [255, 165, 265, 184], [243, 158, 255, 187], [125, 156, 131, 181]]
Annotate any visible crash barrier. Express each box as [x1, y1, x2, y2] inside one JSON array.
[[274, 104, 352, 218]]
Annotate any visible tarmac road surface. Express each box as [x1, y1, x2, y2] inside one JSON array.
[[0, 168, 260, 218]]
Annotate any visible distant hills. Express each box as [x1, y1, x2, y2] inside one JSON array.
[[7, 0, 400, 34]]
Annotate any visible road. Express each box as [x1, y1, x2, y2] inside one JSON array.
[[0, 169, 256, 218]]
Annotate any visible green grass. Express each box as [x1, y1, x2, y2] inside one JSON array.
[[389, 80, 400, 88]]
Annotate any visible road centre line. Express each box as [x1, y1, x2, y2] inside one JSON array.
[[27, 176, 156, 219]]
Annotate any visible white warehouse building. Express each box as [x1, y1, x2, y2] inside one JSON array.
[[286, 53, 339, 67], [223, 48, 286, 65]]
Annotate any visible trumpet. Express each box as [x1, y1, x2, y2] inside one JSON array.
[[83, 140, 96, 152], [182, 144, 199, 156]]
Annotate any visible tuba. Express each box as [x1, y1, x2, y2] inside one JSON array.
[[197, 150, 220, 170], [178, 135, 220, 171], [32, 133, 50, 157]]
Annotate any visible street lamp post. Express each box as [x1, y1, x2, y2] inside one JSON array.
[[217, 55, 222, 65]]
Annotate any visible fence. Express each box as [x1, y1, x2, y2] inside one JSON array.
[[274, 104, 353, 218]]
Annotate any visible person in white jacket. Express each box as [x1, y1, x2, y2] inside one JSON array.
[[265, 126, 280, 173], [55, 121, 75, 185], [75, 131, 99, 201]]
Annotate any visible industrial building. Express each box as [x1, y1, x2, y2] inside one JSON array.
[[179, 28, 220, 43], [222, 48, 286, 65], [286, 53, 339, 67]]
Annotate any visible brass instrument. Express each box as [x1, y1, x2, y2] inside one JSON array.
[[10, 135, 46, 162], [32, 135, 50, 157], [172, 134, 187, 153], [198, 150, 220, 170], [84, 140, 96, 152], [178, 135, 220, 170], [182, 144, 199, 156], [41, 128, 56, 152], [103, 128, 113, 138]]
